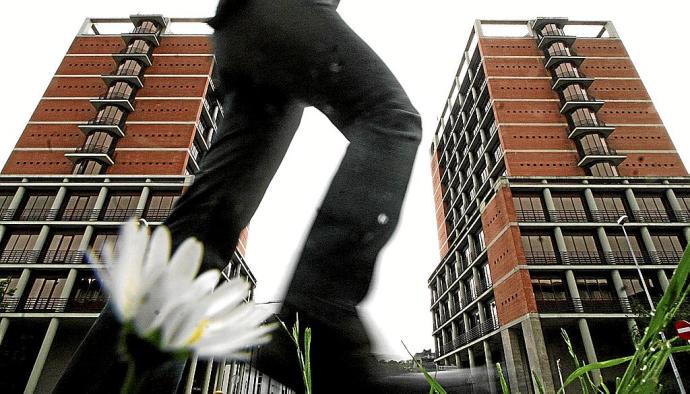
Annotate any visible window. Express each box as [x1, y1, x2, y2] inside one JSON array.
[[91, 232, 119, 256], [620, 274, 662, 301], [488, 299, 498, 325], [531, 274, 567, 300], [0, 274, 20, 299], [44, 232, 84, 264], [650, 234, 684, 262], [635, 195, 669, 222], [551, 193, 587, 221], [476, 230, 485, 251], [579, 133, 607, 155], [105, 82, 134, 100], [116, 59, 143, 76], [84, 131, 115, 153], [589, 162, 618, 177], [0, 192, 13, 217], [189, 142, 201, 161], [24, 275, 67, 311], [608, 232, 643, 263], [541, 24, 565, 36], [562, 84, 588, 101], [125, 39, 151, 54], [1, 231, 40, 263], [73, 159, 106, 175], [675, 194, 690, 221], [562, 234, 600, 261], [61, 192, 99, 220], [94, 106, 125, 125], [145, 192, 179, 221], [102, 192, 140, 221], [554, 63, 580, 79], [576, 276, 614, 300], [482, 263, 492, 285], [19, 192, 56, 220], [134, 20, 159, 34], [493, 145, 503, 162], [570, 108, 598, 127], [70, 275, 106, 312], [513, 195, 546, 221], [522, 234, 555, 263], [547, 42, 571, 57], [593, 194, 627, 221]]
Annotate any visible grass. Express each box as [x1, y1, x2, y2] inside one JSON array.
[[279, 313, 313, 394]]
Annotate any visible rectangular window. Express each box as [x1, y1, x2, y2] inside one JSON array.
[[0, 192, 14, 218], [522, 234, 556, 263], [102, 192, 140, 221], [575, 276, 614, 300], [589, 162, 618, 177], [562, 234, 601, 263], [551, 194, 588, 221], [607, 232, 644, 263], [73, 160, 106, 175], [593, 194, 627, 222], [90, 232, 119, 259], [650, 234, 684, 263], [24, 275, 68, 311], [531, 274, 567, 300], [61, 192, 99, 221], [44, 232, 84, 264], [70, 275, 106, 312], [635, 195, 669, 222], [19, 192, 56, 220], [145, 192, 180, 221], [513, 195, 546, 221], [0, 230, 40, 263]]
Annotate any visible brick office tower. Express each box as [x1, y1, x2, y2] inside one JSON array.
[[429, 18, 690, 393], [0, 15, 263, 394]]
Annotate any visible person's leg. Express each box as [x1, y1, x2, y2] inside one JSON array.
[[54, 83, 305, 393], [215, 1, 422, 391]]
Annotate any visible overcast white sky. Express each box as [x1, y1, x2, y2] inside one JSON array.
[[0, 0, 689, 360]]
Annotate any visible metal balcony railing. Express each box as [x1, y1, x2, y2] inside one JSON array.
[[447, 319, 500, 352], [144, 208, 173, 221], [582, 146, 619, 157], [74, 144, 115, 156], [515, 209, 549, 222], [536, 297, 630, 314], [0, 296, 107, 313], [0, 250, 41, 264], [515, 209, 591, 223], [591, 209, 628, 223], [100, 208, 144, 222], [60, 208, 101, 221], [42, 250, 86, 264], [131, 25, 159, 34], [17, 208, 59, 221], [631, 209, 671, 223], [88, 116, 125, 128]]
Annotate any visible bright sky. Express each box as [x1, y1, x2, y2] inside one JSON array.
[[0, 1, 688, 360]]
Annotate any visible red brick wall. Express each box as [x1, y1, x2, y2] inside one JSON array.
[[504, 151, 584, 176], [156, 36, 214, 55], [44, 77, 107, 97], [14, 124, 84, 149], [30, 99, 95, 122], [488, 78, 555, 100], [146, 56, 214, 75], [431, 151, 449, 257], [108, 151, 188, 175], [137, 77, 208, 97], [67, 36, 125, 54], [2, 151, 74, 174], [56, 57, 116, 75], [126, 99, 202, 122], [499, 125, 576, 151], [494, 270, 537, 325], [117, 124, 195, 149]]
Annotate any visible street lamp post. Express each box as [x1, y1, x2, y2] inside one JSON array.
[[617, 215, 686, 394]]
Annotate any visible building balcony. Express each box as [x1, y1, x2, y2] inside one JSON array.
[[577, 146, 626, 167], [536, 297, 630, 314], [631, 209, 671, 223], [560, 97, 605, 114], [552, 75, 594, 91], [0, 296, 106, 314], [144, 208, 173, 222], [545, 55, 585, 70], [112, 47, 153, 67], [90, 92, 135, 112], [100, 208, 144, 222], [567, 122, 616, 139], [441, 319, 500, 354], [78, 117, 126, 138], [532, 17, 569, 35], [43, 250, 86, 264], [604, 250, 682, 265], [129, 15, 168, 31], [102, 69, 144, 88], [17, 208, 60, 221], [65, 144, 116, 166], [515, 209, 590, 223], [0, 250, 40, 264], [537, 34, 577, 50], [122, 25, 161, 46], [60, 208, 101, 221]]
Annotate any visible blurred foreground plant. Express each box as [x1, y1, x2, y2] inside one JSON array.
[[279, 314, 313, 394], [93, 221, 275, 393]]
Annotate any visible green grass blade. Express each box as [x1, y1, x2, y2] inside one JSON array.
[[532, 370, 545, 394], [402, 341, 447, 394], [559, 355, 632, 392], [304, 327, 312, 394], [496, 362, 510, 394]]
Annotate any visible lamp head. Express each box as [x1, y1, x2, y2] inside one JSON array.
[[617, 215, 629, 225]]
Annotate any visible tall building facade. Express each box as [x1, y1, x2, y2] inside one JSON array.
[[0, 15, 263, 393], [429, 18, 690, 392]]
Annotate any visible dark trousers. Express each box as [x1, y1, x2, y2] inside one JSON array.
[[55, 0, 421, 392]]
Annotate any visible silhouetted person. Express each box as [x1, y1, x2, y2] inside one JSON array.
[[56, 1, 422, 392]]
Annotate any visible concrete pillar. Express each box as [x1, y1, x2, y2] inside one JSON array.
[[564, 270, 583, 312], [0, 318, 9, 345], [521, 316, 555, 392], [624, 188, 640, 213], [48, 186, 68, 220], [91, 186, 109, 220], [472, 266, 482, 298], [201, 359, 214, 394], [14, 268, 32, 299], [640, 227, 659, 263], [611, 269, 639, 338], [483, 340, 497, 394], [213, 358, 227, 391], [477, 301, 487, 324], [501, 328, 531, 394], [468, 346, 476, 368], [60, 269, 78, 301], [597, 227, 615, 263], [451, 321, 459, 343], [583, 188, 598, 211], [184, 354, 199, 394], [463, 312, 471, 332], [554, 227, 569, 263], [31, 225, 51, 263], [7, 186, 26, 219], [542, 187, 556, 220], [666, 188, 682, 220], [78, 226, 95, 252], [658, 270, 670, 292], [684, 228, 690, 246], [25, 318, 59, 394], [0, 225, 5, 244], [136, 186, 150, 218], [455, 354, 462, 368], [577, 318, 602, 385]]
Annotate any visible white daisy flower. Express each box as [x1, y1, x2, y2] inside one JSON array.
[[92, 220, 275, 359]]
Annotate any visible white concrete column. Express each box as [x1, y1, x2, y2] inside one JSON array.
[[583, 188, 598, 212], [136, 186, 150, 218], [658, 270, 670, 292], [6, 186, 26, 219], [640, 227, 659, 263], [31, 225, 52, 263], [577, 318, 602, 385], [47, 186, 68, 220], [521, 316, 555, 392], [542, 186, 556, 221], [501, 328, 531, 394], [564, 270, 583, 312], [554, 227, 569, 264], [483, 340, 497, 394], [611, 269, 639, 338], [0, 318, 9, 345], [25, 318, 59, 394], [14, 268, 32, 299], [201, 359, 214, 394], [468, 346, 476, 368], [60, 269, 78, 309], [666, 188, 682, 220], [624, 188, 640, 213], [597, 227, 615, 264], [91, 186, 109, 220]]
